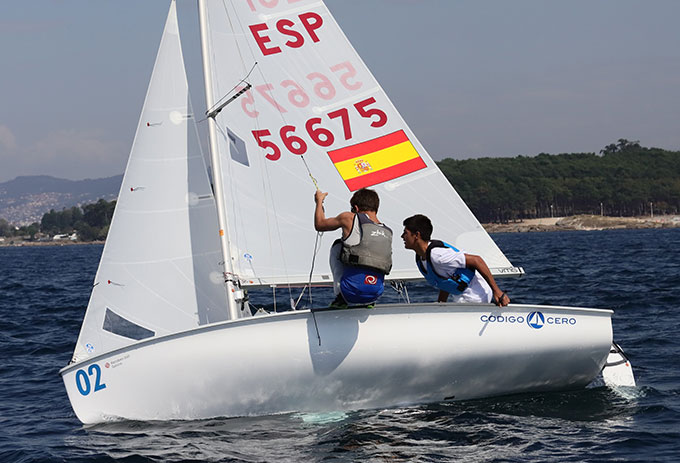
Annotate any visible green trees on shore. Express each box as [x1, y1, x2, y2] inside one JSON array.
[[0, 199, 115, 241], [0, 219, 40, 240], [437, 142, 680, 223], [39, 199, 116, 241]]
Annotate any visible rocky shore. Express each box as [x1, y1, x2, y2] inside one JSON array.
[[483, 214, 680, 233]]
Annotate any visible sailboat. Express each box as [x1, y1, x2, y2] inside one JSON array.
[[61, 0, 634, 424]]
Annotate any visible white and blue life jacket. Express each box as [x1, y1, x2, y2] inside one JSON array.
[[416, 240, 476, 295]]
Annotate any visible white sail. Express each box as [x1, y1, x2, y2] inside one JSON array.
[[201, 1, 521, 288], [72, 1, 229, 362]]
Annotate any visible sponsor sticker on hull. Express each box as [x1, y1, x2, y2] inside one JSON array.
[[480, 311, 577, 329]]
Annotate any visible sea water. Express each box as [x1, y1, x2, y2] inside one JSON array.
[[1, 228, 679, 462]]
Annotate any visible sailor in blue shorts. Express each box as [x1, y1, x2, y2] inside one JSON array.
[[314, 188, 392, 307]]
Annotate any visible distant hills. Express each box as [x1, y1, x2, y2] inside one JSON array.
[[0, 175, 122, 225]]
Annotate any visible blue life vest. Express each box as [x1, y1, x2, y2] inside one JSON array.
[[415, 240, 476, 295]]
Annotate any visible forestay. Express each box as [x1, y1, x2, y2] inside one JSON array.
[[202, 0, 521, 288], [72, 3, 229, 362]]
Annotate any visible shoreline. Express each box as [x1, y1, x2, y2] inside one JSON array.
[[483, 214, 680, 233], [0, 240, 105, 247], [2, 215, 679, 246]]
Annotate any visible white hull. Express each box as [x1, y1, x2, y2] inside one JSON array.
[[61, 303, 612, 424]]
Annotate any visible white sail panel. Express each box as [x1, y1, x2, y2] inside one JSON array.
[[203, 0, 518, 287], [72, 1, 229, 362]]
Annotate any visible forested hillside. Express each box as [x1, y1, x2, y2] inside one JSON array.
[[40, 199, 116, 241], [0, 199, 115, 241], [438, 140, 680, 223]]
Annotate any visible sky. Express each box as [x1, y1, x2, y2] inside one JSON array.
[[1, 0, 679, 183]]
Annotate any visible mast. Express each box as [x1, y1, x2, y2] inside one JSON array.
[[197, 0, 239, 320]]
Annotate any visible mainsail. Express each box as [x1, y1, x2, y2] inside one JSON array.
[[72, 2, 229, 362], [201, 1, 521, 288]]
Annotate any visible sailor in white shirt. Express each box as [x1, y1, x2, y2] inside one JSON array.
[[401, 214, 509, 306]]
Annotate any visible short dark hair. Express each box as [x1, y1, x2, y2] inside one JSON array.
[[403, 214, 432, 241], [350, 188, 379, 212]]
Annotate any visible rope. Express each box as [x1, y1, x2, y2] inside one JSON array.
[[207, 2, 326, 314], [300, 155, 321, 190], [390, 280, 410, 304], [272, 285, 277, 313], [292, 230, 324, 310], [311, 309, 322, 346]]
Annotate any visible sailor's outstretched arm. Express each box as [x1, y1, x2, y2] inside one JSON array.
[[465, 254, 510, 306]]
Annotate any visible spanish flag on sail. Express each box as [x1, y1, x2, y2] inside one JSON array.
[[327, 130, 426, 191]]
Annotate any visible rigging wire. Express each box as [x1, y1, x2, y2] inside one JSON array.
[[293, 153, 324, 308], [292, 230, 324, 310], [390, 280, 411, 304], [307, 231, 323, 307], [245, 68, 323, 309], [209, 1, 327, 311], [311, 308, 322, 346], [272, 285, 277, 313]]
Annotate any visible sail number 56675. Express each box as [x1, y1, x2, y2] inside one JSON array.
[[252, 97, 387, 161]]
